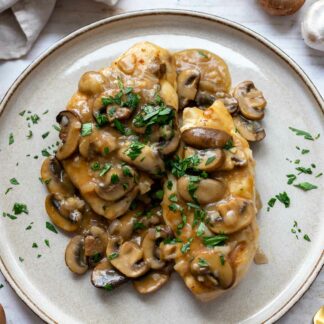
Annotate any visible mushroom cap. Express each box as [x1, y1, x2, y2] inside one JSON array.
[[183, 146, 225, 172], [233, 81, 266, 121], [41, 157, 75, 196], [206, 197, 255, 234], [233, 114, 266, 142], [177, 176, 226, 205], [215, 92, 238, 115], [56, 110, 81, 160], [181, 127, 232, 149], [177, 68, 200, 109], [78, 71, 106, 95], [107, 238, 150, 278], [259, 0, 305, 16], [65, 235, 88, 275], [45, 194, 80, 232], [91, 258, 128, 289]]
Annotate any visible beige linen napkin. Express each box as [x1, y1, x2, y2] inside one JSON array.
[[0, 0, 119, 60]]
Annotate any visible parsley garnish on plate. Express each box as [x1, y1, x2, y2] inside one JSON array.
[[181, 238, 193, 254], [10, 178, 19, 185], [198, 258, 208, 267], [13, 203, 28, 215], [46, 221, 58, 234], [294, 182, 318, 191], [275, 192, 290, 208], [9, 133, 14, 145], [288, 127, 317, 141]]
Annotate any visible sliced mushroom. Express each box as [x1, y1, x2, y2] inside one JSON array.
[[45, 194, 82, 232], [65, 235, 88, 274], [107, 106, 133, 122], [106, 237, 150, 278], [78, 71, 106, 95], [108, 210, 137, 241], [177, 69, 200, 109], [158, 128, 180, 155], [56, 111, 81, 160], [118, 142, 165, 176], [41, 157, 75, 196], [95, 165, 136, 201], [133, 264, 173, 294], [142, 226, 171, 270], [79, 128, 118, 159], [206, 197, 255, 234], [219, 148, 247, 170], [233, 114, 266, 142], [0, 304, 6, 324], [177, 176, 226, 205], [215, 92, 238, 114], [84, 226, 108, 258], [190, 251, 234, 289], [195, 91, 216, 108], [183, 146, 225, 172], [182, 127, 232, 149], [91, 258, 128, 289], [233, 81, 266, 120]]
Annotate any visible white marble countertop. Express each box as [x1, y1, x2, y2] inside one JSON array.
[[0, 0, 323, 323]]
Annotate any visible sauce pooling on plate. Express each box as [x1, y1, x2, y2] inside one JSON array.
[[40, 41, 267, 299]]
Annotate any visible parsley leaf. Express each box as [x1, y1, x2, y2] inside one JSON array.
[[203, 234, 228, 247], [81, 123, 92, 137], [294, 182, 318, 191], [275, 192, 290, 208], [288, 127, 315, 140], [9, 133, 14, 145], [10, 178, 19, 185], [12, 203, 28, 215], [126, 141, 145, 160], [46, 221, 58, 234]]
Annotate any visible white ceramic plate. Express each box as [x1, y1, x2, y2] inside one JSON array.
[[0, 10, 323, 324]]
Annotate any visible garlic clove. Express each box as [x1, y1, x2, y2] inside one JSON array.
[[301, 0, 324, 51]]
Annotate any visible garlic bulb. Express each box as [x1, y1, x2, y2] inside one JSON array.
[[259, 0, 305, 16], [301, 0, 324, 51]]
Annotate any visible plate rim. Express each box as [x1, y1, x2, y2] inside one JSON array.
[[0, 9, 323, 324]]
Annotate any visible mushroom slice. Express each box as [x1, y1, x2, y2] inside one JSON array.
[[219, 148, 247, 171], [118, 141, 165, 176], [177, 176, 226, 205], [40, 157, 75, 196], [190, 251, 235, 289], [95, 165, 137, 201], [195, 91, 216, 108], [133, 264, 173, 294], [106, 237, 150, 278], [45, 194, 82, 232], [78, 71, 106, 95], [233, 81, 266, 121], [206, 197, 255, 234], [84, 226, 108, 258], [233, 114, 266, 142], [158, 128, 180, 156], [215, 92, 238, 114], [183, 146, 225, 172], [108, 210, 137, 241], [65, 235, 88, 275], [91, 258, 128, 290], [177, 69, 200, 109], [56, 111, 81, 160], [142, 226, 172, 270], [79, 128, 118, 159], [107, 106, 133, 122], [181, 127, 232, 149]]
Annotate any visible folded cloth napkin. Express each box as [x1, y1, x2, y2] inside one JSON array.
[[0, 0, 119, 60]]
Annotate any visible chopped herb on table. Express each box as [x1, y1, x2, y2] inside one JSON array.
[[9, 133, 14, 145], [5, 188, 13, 195], [10, 178, 19, 185], [32, 243, 38, 248], [19, 257, 24, 262], [288, 127, 317, 141], [44, 239, 50, 247], [303, 234, 311, 242], [26, 130, 33, 139], [296, 166, 312, 175], [13, 203, 28, 215], [42, 131, 50, 139], [286, 174, 297, 185], [267, 197, 276, 211]]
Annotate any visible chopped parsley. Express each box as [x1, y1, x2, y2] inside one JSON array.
[[170, 155, 200, 178], [103, 283, 114, 291], [32, 243, 38, 248], [220, 255, 225, 266], [99, 163, 112, 177], [126, 141, 145, 160], [91, 161, 101, 171], [19, 257, 24, 262], [294, 182, 318, 191], [133, 221, 145, 230], [167, 180, 173, 190], [103, 147, 110, 155], [19, 110, 26, 116], [286, 174, 297, 185], [168, 193, 178, 202], [41, 149, 50, 157], [9, 133, 14, 145], [111, 174, 119, 184], [303, 234, 311, 242], [267, 197, 276, 211], [26, 130, 33, 139], [197, 258, 208, 267], [203, 234, 228, 247], [44, 239, 50, 247], [30, 114, 40, 124], [197, 50, 208, 58], [113, 119, 126, 134], [288, 127, 316, 141], [25, 222, 33, 230], [168, 203, 182, 212], [81, 123, 92, 137], [181, 238, 193, 254], [46, 221, 58, 234], [163, 237, 182, 244], [108, 252, 119, 260], [42, 131, 50, 139], [5, 188, 13, 195], [0, 284, 3, 289], [155, 190, 164, 200], [275, 192, 290, 208], [122, 166, 133, 177], [13, 203, 28, 215], [95, 113, 108, 127], [296, 166, 312, 175], [196, 222, 206, 237], [223, 139, 234, 150], [301, 149, 310, 155], [205, 156, 216, 165], [52, 124, 61, 132], [2, 212, 17, 220], [10, 178, 19, 185], [315, 172, 323, 178]]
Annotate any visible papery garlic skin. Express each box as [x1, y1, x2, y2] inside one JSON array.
[[301, 0, 324, 51]]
